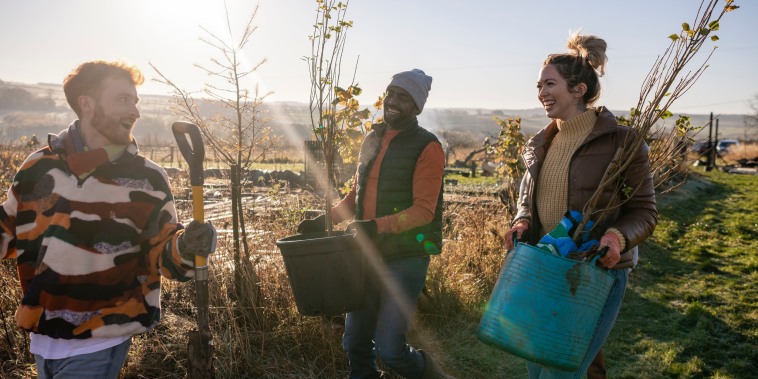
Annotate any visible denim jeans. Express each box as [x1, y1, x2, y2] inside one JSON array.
[[527, 268, 630, 379], [343, 255, 430, 379], [34, 337, 131, 379]]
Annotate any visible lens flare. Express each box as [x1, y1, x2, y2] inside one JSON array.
[[423, 240, 439, 254]]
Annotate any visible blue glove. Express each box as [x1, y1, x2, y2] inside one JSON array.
[[536, 210, 598, 257], [178, 220, 217, 257]]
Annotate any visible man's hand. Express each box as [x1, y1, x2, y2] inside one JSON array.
[[297, 214, 326, 234], [598, 231, 622, 268], [346, 219, 378, 240], [178, 220, 217, 257], [505, 221, 529, 251]]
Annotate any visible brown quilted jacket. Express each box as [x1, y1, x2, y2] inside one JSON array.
[[513, 107, 657, 269]]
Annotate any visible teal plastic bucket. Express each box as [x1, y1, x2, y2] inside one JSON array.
[[477, 242, 615, 371], [276, 231, 364, 316]]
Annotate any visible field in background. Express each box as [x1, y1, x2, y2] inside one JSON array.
[[1, 81, 753, 151]]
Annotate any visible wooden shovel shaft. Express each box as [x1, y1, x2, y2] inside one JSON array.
[[192, 186, 207, 269], [192, 184, 209, 330], [172, 122, 213, 378]]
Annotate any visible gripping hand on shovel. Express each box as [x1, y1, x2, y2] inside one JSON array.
[[179, 221, 217, 259]]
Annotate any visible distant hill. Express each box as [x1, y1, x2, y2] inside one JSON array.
[[0, 81, 750, 147], [416, 107, 749, 143]]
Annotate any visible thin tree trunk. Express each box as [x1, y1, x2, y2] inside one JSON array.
[[231, 165, 242, 279], [236, 168, 251, 261], [231, 165, 261, 320]]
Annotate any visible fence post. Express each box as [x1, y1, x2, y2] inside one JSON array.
[[706, 112, 714, 171]]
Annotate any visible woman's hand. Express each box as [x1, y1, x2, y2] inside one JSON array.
[[598, 231, 622, 268], [505, 221, 529, 251]]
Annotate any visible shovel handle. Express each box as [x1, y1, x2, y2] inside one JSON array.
[[172, 122, 207, 268], [172, 122, 205, 187]]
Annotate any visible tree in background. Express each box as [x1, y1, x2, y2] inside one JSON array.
[[746, 93, 758, 140], [618, 111, 703, 191], [488, 117, 526, 221], [151, 3, 273, 311], [437, 129, 480, 166]]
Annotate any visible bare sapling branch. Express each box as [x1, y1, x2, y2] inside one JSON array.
[[151, 2, 277, 303], [572, 0, 739, 242]]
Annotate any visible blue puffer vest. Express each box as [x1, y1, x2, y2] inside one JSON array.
[[355, 122, 444, 261]]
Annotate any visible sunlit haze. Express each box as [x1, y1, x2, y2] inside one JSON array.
[[1, 0, 755, 115]]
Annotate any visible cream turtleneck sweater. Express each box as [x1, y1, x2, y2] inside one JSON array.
[[536, 109, 597, 235]]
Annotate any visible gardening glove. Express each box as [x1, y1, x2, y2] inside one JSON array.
[[178, 220, 217, 258], [297, 214, 326, 234], [346, 219, 378, 240], [505, 220, 529, 251], [536, 210, 598, 258], [598, 231, 622, 268]]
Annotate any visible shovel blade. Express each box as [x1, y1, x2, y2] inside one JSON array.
[[186, 329, 214, 379]]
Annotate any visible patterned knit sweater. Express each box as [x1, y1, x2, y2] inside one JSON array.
[[0, 123, 194, 340]]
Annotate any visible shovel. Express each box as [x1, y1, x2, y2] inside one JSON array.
[[172, 121, 214, 378]]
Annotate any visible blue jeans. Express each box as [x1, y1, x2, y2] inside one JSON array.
[[343, 255, 430, 379], [34, 338, 131, 379], [527, 268, 630, 379]]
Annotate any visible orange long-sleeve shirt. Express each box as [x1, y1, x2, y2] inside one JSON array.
[[332, 129, 445, 234]]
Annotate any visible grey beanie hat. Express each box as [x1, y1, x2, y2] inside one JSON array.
[[387, 69, 433, 112]]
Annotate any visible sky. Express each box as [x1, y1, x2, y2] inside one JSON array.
[[0, 0, 755, 116]]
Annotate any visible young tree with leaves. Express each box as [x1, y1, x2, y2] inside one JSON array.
[[488, 117, 526, 219], [301, 0, 381, 233]]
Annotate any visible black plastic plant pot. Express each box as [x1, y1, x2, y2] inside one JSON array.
[[276, 231, 365, 316]]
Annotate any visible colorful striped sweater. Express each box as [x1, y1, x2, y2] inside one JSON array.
[[0, 124, 194, 340]]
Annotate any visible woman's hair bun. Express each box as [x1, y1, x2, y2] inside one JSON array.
[[566, 30, 608, 77]]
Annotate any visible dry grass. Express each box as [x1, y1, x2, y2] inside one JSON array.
[[0, 148, 524, 378], [0, 147, 36, 379], [417, 200, 526, 378], [721, 142, 758, 165]]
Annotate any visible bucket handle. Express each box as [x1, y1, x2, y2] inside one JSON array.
[[512, 233, 609, 267], [589, 246, 609, 265]]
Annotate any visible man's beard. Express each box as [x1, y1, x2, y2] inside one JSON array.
[[91, 106, 133, 145]]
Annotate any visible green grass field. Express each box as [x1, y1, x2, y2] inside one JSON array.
[[603, 170, 758, 378], [413, 169, 757, 378]]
